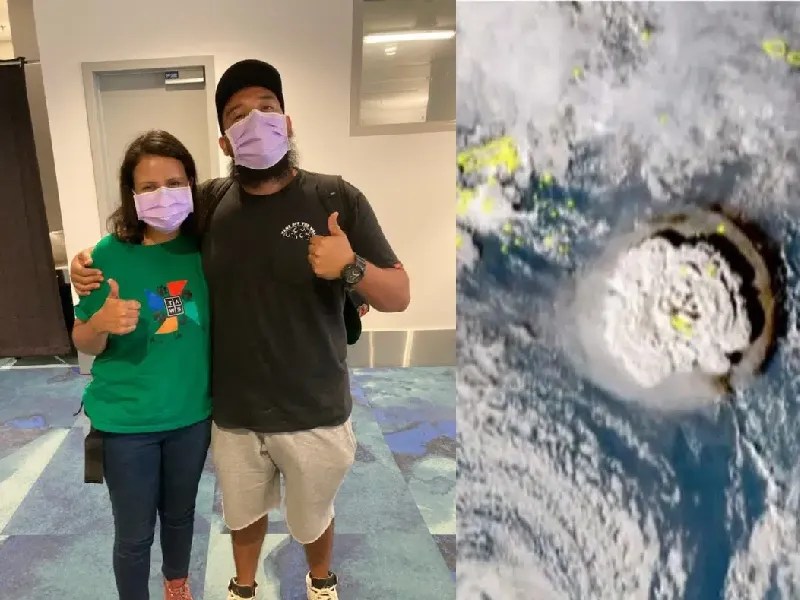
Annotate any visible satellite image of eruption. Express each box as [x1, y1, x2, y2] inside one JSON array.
[[456, 2, 800, 599]]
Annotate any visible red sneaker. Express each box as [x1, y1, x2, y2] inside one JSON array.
[[163, 577, 193, 600]]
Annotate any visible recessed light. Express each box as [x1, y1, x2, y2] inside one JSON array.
[[364, 30, 455, 44]]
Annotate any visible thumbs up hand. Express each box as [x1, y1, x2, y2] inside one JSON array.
[[328, 212, 345, 237], [91, 278, 141, 335], [107, 278, 120, 299], [308, 212, 355, 280]]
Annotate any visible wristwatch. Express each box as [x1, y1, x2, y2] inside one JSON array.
[[342, 254, 366, 287]]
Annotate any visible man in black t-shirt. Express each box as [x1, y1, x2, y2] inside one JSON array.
[[70, 60, 410, 600]]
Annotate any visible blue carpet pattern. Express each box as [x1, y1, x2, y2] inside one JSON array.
[[0, 361, 454, 599]]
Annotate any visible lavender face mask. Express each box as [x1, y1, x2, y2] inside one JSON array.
[[225, 110, 289, 170], [133, 186, 194, 233]]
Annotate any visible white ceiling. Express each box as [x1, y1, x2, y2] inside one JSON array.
[[0, 0, 11, 42], [358, 0, 455, 126]]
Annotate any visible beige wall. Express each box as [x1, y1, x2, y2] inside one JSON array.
[[32, 0, 455, 331], [8, 0, 63, 232], [0, 0, 10, 59], [23, 62, 62, 231], [6, 0, 34, 59]]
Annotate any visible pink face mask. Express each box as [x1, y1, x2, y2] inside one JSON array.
[[225, 110, 289, 170], [133, 186, 194, 233]]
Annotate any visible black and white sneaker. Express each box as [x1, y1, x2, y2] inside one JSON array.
[[227, 578, 257, 600], [306, 571, 339, 600]]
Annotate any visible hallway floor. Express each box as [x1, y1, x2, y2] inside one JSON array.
[[0, 361, 455, 599]]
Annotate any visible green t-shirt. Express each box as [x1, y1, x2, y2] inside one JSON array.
[[75, 234, 211, 433]]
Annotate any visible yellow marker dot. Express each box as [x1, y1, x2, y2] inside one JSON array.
[[670, 315, 693, 336], [456, 136, 521, 176], [456, 234, 463, 249], [787, 50, 800, 66], [658, 113, 669, 125], [501, 243, 509, 255], [679, 265, 688, 276], [457, 188, 474, 216], [514, 237, 523, 246], [544, 235, 554, 248], [641, 29, 651, 43], [541, 172, 554, 185], [481, 198, 494, 213], [550, 209, 558, 218], [502, 222, 513, 233], [762, 38, 788, 59], [566, 198, 575, 209], [716, 223, 726, 235], [707, 264, 717, 277], [572, 66, 583, 79], [558, 244, 569, 255]]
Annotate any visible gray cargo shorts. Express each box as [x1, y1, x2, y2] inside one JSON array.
[[211, 418, 357, 544]]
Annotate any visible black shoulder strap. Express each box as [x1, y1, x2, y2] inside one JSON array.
[[198, 177, 235, 232], [311, 172, 363, 343], [312, 173, 353, 234]]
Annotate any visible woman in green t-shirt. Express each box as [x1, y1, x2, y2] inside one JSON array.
[[72, 130, 211, 600]]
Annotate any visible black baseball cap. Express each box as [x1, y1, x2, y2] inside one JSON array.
[[215, 59, 285, 131]]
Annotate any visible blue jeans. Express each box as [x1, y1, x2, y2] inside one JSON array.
[[102, 419, 211, 600]]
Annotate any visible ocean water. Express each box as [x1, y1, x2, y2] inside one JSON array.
[[456, 2, 800, 599]]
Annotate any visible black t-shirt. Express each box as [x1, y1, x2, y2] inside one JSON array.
[[198, 170, 398, 433]]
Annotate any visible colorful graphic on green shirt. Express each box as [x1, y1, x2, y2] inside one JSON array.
[[145, 279, 199, 335], [75, 234, 211, 434]]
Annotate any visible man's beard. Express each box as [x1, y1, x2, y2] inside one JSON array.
[[229, 139, 299, 187]]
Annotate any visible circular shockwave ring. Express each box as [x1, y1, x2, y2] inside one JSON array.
[[602, 207, 784, 395]]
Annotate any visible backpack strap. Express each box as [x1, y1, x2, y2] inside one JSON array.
[[309, 172, 363, 345], [312, 173, 354, 234], [197, 177, 236, 234]]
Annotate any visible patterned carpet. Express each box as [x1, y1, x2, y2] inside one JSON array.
[[0, 360, 455, 599]]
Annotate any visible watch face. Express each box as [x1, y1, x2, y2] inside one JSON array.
[[344, 264, 360, 284], [343, 257, 366, 284]]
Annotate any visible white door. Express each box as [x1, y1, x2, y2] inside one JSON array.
[[94, 69, 214, 230]]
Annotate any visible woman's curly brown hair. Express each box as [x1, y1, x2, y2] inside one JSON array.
[[107, 130, 199, 244]]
